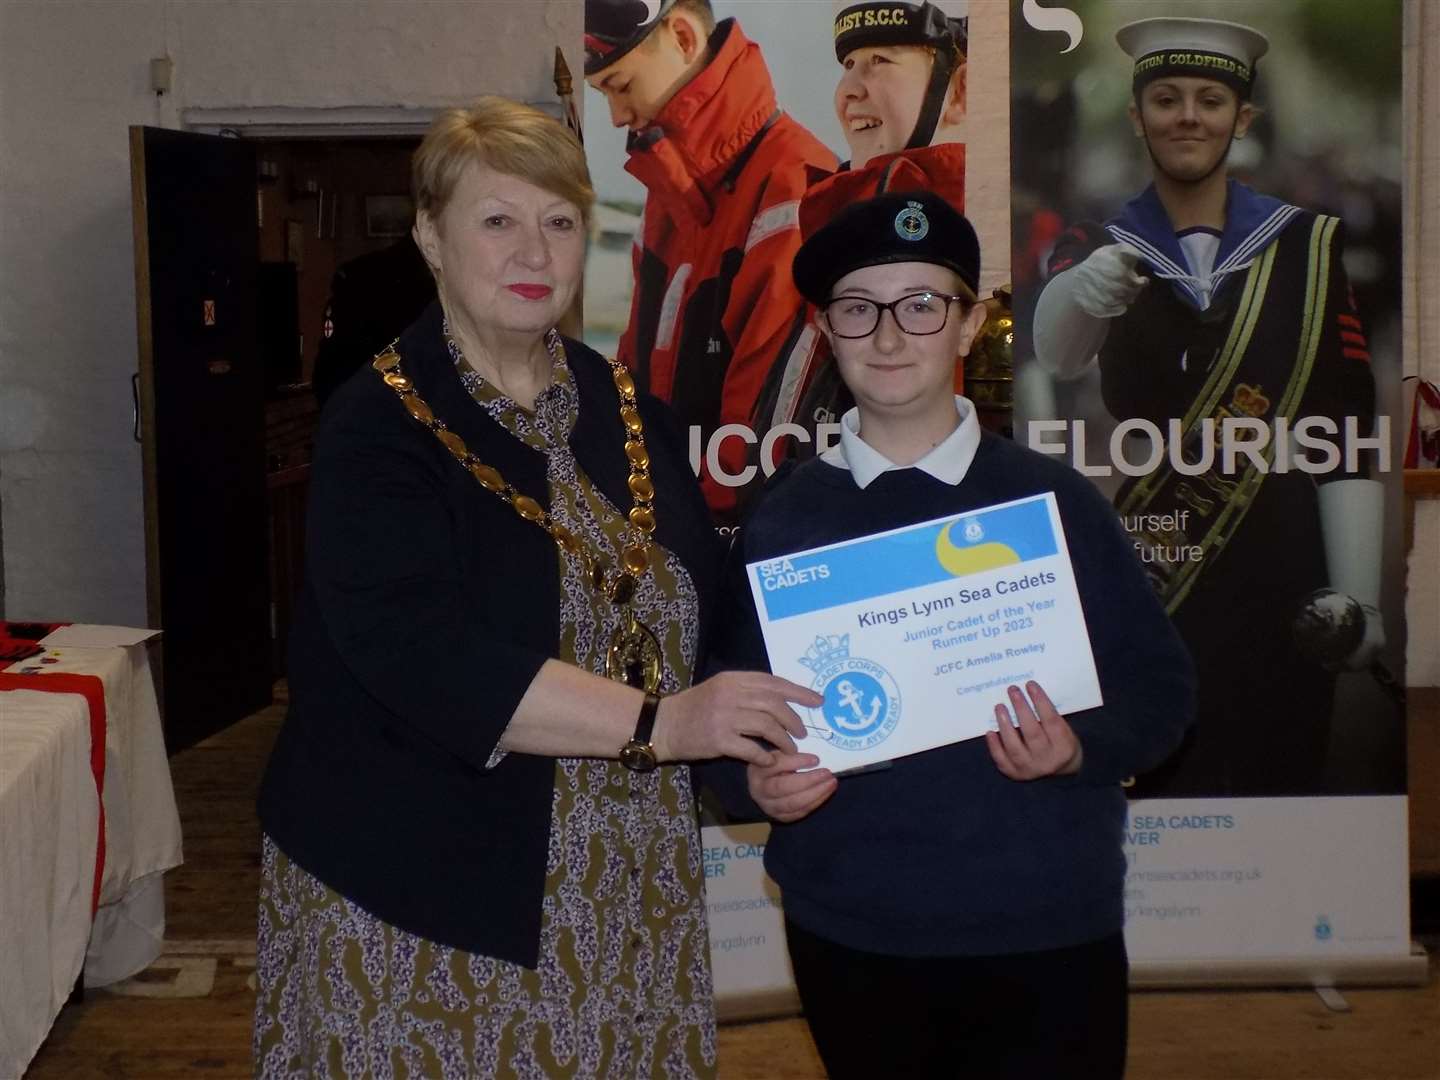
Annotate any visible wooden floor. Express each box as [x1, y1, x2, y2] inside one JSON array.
[[25, 691, 1440, 1080]]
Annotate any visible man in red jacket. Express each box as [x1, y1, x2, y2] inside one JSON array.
[[585, 0, 837, 521]]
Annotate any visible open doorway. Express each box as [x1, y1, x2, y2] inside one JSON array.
[[252, 136, 427, 675], [252, 136, 421, 393], [131, 128, 429, 750]]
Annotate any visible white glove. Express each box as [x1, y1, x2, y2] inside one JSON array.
[[1070, 244, 1148, 317], [1033, 244, 1149, 379]]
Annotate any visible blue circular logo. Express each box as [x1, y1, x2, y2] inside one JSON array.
[[800, 647, 902, 752], [822, 672, 889, 739]]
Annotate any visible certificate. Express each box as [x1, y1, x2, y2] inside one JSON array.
[[747, 492, 1102, 773]]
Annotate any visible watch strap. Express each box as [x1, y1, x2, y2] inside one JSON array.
[[620, 692, 663, 772], [633, 691, 661, 747]]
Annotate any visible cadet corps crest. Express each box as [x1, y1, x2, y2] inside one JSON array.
[[798, 634, 901, 751], [894, 200, 929, 242]]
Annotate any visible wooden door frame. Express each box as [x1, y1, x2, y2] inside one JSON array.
[[129, 126, 164, 634]]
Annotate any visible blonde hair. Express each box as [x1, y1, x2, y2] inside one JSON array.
[[412, 96, 595, 226]]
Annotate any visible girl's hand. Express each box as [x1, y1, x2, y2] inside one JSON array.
[[747, 752, 838, 822], [985, 681, 1083, 780]]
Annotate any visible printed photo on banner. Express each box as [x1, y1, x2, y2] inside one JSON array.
[[1008, 0, 1406, 798], [580, 0, 1004, 523]]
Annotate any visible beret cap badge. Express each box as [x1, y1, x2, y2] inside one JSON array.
[[895, 201, 930, 242], [792, 190, 979, 305]]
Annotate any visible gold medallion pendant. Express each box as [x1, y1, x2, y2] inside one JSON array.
[[607, 612, 663, 693]]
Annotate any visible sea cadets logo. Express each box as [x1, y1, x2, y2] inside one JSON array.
[[934, 513, 1024, 577], [1020, 0, 1083, 55], [758, 556, 830, 591], [798, 634, 901, 751], [895, 200, 929, 242]]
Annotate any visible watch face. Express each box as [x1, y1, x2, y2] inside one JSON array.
[[620, 741, 658, 772]]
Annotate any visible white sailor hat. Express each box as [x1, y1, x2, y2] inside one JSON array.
[[1116, 17, 1270, 100]]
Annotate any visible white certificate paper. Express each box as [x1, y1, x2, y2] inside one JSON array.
[[747, 492, 1102, 772]]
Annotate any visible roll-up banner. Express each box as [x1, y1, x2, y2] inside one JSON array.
[[580, 0, 1007, 528], [577, 0, 1421, 1011], [579, 1, 1005, 1012], [1009, 0, 1417, 985]]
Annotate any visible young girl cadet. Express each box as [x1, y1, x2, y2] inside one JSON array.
[[714, 190, 1196, 1080]]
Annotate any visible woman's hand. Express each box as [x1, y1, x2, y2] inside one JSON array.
[[654, 672, 821, 766], [747, 752, 837, 823], [985, 681, 1083, 780]]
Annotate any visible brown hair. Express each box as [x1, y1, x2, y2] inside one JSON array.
[[412, 96, 595, 226], [671, 0, 715, 33]]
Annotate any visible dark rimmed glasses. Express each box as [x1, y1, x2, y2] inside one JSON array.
[[820, 291, 971, 339]]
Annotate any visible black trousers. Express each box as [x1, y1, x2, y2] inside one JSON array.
[[785, 919, 1129, 1080]]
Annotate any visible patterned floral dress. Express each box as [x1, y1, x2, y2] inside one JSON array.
[[254, 334, 717, 1079]]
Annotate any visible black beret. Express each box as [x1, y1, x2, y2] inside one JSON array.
[[833, 2, 967, 63], [584, 0, 676, 76], [792, 190, 980, 306]]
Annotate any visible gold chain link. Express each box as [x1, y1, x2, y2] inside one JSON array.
[[371, 340, 658, 606]]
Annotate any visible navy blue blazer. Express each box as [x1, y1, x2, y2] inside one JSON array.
[[258, 302, 720, 967]]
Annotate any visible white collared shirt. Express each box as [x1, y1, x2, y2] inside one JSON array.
[[820, 396, 981, 489]]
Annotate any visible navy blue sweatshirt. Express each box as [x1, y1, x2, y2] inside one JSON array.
[[709, 432, 1195, 957]]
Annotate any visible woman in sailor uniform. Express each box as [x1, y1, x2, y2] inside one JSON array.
[[1032, 17, 1385, 797]]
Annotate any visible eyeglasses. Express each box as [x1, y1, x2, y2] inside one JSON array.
[[820, 291, 971, 339]]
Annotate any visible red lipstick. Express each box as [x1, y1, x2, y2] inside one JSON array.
[[507, 284, 552, 300]]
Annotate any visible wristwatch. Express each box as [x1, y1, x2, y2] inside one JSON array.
[[619, 692, 662, 772]]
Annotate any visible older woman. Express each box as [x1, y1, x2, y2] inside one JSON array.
[[254, 97, 816, 1079]]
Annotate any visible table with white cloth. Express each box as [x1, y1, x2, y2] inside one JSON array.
[[0, 625, 184, 1078]]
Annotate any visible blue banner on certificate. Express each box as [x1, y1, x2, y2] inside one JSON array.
[[747, 492, 1102, 772]]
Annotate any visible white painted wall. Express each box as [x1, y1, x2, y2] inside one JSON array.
[[0, 0, 578, 625]]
